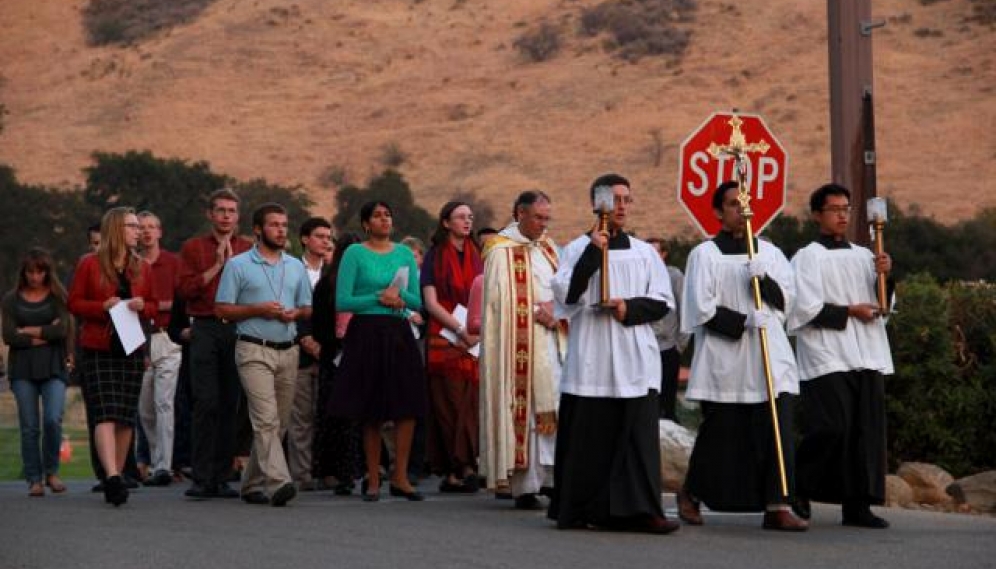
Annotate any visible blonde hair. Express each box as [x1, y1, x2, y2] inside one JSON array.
[[97, 207, 142, 285]]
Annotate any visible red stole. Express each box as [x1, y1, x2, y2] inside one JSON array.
[[429, 239, 482, 336]]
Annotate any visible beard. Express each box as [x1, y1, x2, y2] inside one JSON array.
[[260, 233, 286, 251]]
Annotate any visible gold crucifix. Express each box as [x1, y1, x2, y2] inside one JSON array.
[[707, 115, 771, 218]]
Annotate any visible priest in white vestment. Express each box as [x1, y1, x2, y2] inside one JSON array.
[[788, 184, 894, 529], [479, 191, 564, 509]]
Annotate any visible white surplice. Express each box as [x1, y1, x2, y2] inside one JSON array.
[[787, 242, 894, 380], [552, 234, 673, 398], [681, 239, 799, 403]]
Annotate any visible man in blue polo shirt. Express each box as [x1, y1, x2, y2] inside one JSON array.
[[216, 203, 312, 507]]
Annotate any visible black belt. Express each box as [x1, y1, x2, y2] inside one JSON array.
[[192, 316, 231, 324], [236, 334, 295, 350]]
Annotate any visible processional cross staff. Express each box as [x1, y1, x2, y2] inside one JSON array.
[[707, 114, 790, 499]]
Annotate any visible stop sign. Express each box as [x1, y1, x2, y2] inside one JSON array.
[[677, 112, 789, 237]]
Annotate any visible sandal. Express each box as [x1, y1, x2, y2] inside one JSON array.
[[29, 482, 44, 497], [46, 475, 67, 494]]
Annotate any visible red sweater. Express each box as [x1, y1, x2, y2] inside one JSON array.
[[68, 254, 157, 351]]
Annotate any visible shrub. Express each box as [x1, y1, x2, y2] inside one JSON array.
[[379, 142, 408, 169], [579, 0, 697, 62], [967, 0, 996, 26], [885, 275, 996, 476], [514, 22, 562, 63], [82, 0, 218, 47]]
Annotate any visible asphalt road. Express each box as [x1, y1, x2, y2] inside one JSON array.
[[2, 479, 994, 569]]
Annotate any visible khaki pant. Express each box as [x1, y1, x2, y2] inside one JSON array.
[[139, 331, 183, 473], [234, 341, 298, 496], [287, 363, 318, 484]]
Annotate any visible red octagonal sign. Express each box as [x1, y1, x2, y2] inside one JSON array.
[[677, 112, 789, 237]]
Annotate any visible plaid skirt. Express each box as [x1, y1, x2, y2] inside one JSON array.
[[80, 349, 145, 425]]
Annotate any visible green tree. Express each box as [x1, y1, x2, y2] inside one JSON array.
[[0, 165, 96, 292], [232, 177, 315, 254], [332, 169, 435, 241], [83, 150, 313, 250], [83, 150, 225, 251]]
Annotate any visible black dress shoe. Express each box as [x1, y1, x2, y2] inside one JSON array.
[[122, 475, 141, 489], [513, 494, 542, 510], [463, 474, 482, 492], [241, 491, 269, 505], [144, 470, 172, 487], [104, 476, 129, 507], [792, 497, 811, 520], [843, 508, 890, 529], [270, 483, 297, 507], [214, 482, 240, 498], [389, 484, 425, 501], [439, 479, 477, 493], [184, 482, 214, 499]]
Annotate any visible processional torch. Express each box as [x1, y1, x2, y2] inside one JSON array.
[[867, 197, 889, 316], [708, 119, 789, 499], [592, 184, 615, 308]]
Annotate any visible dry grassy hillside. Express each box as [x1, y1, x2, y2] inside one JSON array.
[[0, 0, 993, 242]]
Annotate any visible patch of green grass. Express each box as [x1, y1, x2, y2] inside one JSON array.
[[0, 427, 94, 481]]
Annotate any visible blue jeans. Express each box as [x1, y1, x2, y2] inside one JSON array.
[[11, 378, 67, 484]]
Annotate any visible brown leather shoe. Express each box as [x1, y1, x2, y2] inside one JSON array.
[[639, 515, 681, 535], [763, 509, 809, 532], [677, 489, 703, 525]]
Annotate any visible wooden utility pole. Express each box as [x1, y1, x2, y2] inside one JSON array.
[[827, 0, 884, 245]]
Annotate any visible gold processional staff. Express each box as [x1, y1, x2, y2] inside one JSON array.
[[708, 115, 789, 498], [592, 184, 615, 308], [867, 197, 890, 315]]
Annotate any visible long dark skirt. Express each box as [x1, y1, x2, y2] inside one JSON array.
[[313, 359, 360, 482], [547, 392, 664, 529], [684, 395, 797, 511], [329, 315, 427, 422], [425, 337, 479, 476], [80, 348, 144, 425], [796, 370, 887, 506]]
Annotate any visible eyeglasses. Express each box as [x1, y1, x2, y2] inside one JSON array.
[[821, 206, 852, 215]]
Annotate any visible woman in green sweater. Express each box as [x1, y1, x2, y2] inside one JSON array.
[[2, 248, 71, 497], [330, 200, 427, 502]]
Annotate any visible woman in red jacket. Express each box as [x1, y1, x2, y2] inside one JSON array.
[[69, 207, 156, 506]]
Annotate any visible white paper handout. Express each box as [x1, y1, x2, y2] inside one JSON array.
[[389, 266, 409, 290], [109, 300, 146, 355], [440, 304, 479, 358]]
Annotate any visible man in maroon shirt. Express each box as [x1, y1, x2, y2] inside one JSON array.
[[178, 188, 253, 499], [136, 211, 184, 486]]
